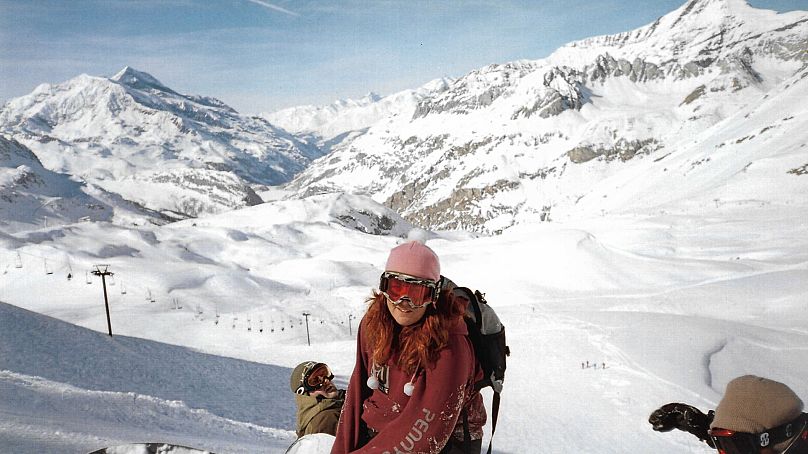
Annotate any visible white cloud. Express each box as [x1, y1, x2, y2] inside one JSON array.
[[244, 0, 299, 16]]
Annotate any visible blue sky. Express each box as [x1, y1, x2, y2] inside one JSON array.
[[1, 0, 806, 113]]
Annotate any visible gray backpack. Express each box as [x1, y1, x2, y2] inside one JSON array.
[[443, 277, 510, 454]]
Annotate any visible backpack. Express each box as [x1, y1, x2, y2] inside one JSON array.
[[443, 278, 510, 454]]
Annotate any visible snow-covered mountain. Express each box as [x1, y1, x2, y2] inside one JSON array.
[[0, 135, 167, 232], [0, 67, 324, 221], [261, 78, 452, 149], [285, 0, 808, 233]]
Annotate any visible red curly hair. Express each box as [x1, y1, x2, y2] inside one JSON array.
[[364, 287, 466, 376]]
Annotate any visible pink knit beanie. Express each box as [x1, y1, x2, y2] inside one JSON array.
[[711, 375, 804, 433], [385, 241, 440, 281]]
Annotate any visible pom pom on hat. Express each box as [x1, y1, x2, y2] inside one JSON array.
[[385, 237, 440, 282], [711, 375, 804, 433], [406, 228, 430, 243]]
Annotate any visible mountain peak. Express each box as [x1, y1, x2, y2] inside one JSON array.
[[669, 0, 753, 25], [110, 66, 174, 93], [361, 92, 382, 103], [553, 0, 803, 63]]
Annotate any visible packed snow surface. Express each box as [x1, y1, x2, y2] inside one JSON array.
[[1, 194, 806, 453]]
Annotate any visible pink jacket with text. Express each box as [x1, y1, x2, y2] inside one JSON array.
[[331, 315, 486, 454]]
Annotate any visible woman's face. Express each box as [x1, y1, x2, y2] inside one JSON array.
[[386, 297, 428, 326]]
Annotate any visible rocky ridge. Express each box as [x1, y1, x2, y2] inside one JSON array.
[[284, 0, 808, 233]]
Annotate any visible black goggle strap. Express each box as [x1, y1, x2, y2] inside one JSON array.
[[379, 271, 442, 301], [712, 413, 808, 452], [783, 417, 808, 454], [756, 413, 808, 449], [774, 413, 808, 450]]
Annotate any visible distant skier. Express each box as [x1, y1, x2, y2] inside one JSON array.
[[291, 361, 345, 438], [649, 375, 807, 453], [331, 240, 486, 454]]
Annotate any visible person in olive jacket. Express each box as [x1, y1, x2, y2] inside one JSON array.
[[291, 361, 345, 438]]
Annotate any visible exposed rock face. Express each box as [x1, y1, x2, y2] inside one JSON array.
[[387, 179, 523, 233], [566, 139, 663, 163], [412, 62, 538, 118], [512, 68, 586, 119], [586, 54, 664, 83], [788, 163, 808, 175]]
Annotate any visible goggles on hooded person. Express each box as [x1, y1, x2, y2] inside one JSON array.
[[709, 413, 808, 454], [379, 271, 441, 309], [295, 363, 334, 395]]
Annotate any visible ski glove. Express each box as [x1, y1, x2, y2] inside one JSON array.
[[648, 403, 715, 448]]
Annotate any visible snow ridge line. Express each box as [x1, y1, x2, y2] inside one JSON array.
[[703, 339, 728, 393]]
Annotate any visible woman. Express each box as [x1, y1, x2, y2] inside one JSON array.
[[332, 240, 486, 454]]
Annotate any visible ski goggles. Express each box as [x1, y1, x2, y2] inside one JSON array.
[[379, 271, 441, 309], [295, 363, 334, 395], [709, 413, 807, 454]]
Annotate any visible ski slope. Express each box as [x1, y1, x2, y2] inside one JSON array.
[[1, 195, 807, 453]]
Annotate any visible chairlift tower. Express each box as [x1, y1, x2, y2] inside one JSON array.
[[302, 312, 311, 346], [91, 264, 114, 336]]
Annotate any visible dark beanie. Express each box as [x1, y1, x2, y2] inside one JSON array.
[[712, 375, 803, 433]]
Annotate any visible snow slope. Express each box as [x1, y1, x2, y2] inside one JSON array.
[[0, 135, 168, 233], [0, 302, 294, 453], [1, 193, 807, 453]]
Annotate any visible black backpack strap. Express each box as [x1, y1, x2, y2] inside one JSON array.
[[463, 409, 471, 454], [486, 391, 500, 454], [464, 390, 501, 454], [468, 289, 483, 330]]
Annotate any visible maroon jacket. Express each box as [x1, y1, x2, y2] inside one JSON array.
[[331, 315, 486, 454]]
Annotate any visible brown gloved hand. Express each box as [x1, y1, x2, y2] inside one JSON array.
[[649, 403, 715, 447]]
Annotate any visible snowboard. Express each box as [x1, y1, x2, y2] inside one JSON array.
[[285, 433, 336, 454], [88, 443, 212, 454]]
